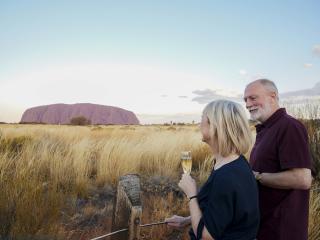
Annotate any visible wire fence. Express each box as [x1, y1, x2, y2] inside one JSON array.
[[90, 221, 167, 240]]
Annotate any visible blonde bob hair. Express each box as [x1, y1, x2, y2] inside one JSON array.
[[202, 100, 252, 157]]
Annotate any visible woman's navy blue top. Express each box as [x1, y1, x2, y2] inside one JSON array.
[[189, 155, 259, 240]]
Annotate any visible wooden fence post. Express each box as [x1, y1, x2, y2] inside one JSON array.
[[111, 174, 142, 240]]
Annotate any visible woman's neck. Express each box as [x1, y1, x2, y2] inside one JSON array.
[[214, 153, 240, 170]]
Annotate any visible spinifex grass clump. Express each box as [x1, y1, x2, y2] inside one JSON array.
[[301, 119, 320, 180], [309, 183, 320, 240], [0, 135, 32, 157]]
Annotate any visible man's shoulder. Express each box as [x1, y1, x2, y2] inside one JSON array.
[[277, 113, 306, 131], [274, 113, 309, 143]]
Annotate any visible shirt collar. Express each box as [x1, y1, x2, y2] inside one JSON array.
[[255, 108, 286, 132]]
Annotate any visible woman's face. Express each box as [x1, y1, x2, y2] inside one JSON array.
[[200, 115, 211, 144]]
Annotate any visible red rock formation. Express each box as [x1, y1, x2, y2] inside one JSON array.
[[20, 103, 140, 125]]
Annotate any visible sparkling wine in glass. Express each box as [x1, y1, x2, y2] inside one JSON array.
[[181, 151, 192, 174]]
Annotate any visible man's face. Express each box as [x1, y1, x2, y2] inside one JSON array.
[[244, 83, 275, 123]]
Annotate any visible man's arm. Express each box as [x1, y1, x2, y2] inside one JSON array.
[[255, 168, 312, 190]]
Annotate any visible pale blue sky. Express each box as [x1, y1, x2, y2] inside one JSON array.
[[0, 0, 319, 123]]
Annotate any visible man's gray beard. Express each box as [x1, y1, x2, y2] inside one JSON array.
[[250, 104, 273, 123], [250, 112, 260, 121]]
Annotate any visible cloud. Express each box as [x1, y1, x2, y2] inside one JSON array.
[[192, 89, 242, 104], [239, 69, 247, 76], [313, 44, 320, 57], [250, 74, 267, 80], [178, 96, 188, 98], [281, 82, 320, 98], [304, 63, 313, 68]]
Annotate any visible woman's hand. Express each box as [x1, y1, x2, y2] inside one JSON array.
[[178, 173, 197, 198], [165, 215, 191, 228]]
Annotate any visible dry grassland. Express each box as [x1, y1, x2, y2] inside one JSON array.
[[0, 124, 319, 240]]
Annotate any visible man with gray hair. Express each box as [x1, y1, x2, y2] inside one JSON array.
[[244, 79, 312, 240]]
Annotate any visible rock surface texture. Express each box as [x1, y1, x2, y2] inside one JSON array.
[[20, 103, 140, 125]]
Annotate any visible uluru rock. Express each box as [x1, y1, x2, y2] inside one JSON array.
[[20, 103, 140, 125]]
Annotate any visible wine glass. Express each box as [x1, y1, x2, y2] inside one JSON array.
[[181, 151, 192, 174]]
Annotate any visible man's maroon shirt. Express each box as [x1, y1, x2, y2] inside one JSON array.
[[250, 108, 312, 240]]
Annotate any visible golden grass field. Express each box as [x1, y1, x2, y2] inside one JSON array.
[[0, 123, 319, 240]]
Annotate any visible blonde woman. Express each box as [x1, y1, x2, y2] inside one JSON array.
[[166, 100, 259, 240]]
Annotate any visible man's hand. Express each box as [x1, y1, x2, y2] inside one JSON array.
[[253, 171, 259, 179]]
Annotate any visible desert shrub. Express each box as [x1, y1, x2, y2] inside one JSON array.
[[69, 116, 91, 126]]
